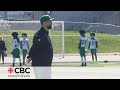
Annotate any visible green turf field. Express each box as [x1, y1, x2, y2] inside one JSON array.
[[52, 61, 120, 67], [1, 61, 120, 67], [0, 30, 120, 54]]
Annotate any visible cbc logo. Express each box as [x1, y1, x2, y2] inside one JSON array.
[[8, 67, 30, 74]]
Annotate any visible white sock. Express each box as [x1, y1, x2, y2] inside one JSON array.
[[19, 58, 21, 63], [84, 56, 86, 64], [81, 57, 83, 64], [13, 58, 15, 64]]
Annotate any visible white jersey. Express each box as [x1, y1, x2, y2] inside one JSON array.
[[80, 35, 87, 47], [12, 38, 20, 50], [89, 38, 98, 49], [20, 38, 29, 50]]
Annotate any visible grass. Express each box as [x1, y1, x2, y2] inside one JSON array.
[[0, 30, 120, 54], [1, 61, 120, 67], [52, 61, 120, 67]]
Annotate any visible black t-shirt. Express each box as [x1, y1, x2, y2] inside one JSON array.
[[0, 41, 7, 50]]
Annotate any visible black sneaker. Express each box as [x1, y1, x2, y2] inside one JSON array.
[[20, 63, 22, 66], [23, 62, 26, 65], [84, 63, 87, 66], [12, 63, 15, 67], [81, 63, 84, 66]]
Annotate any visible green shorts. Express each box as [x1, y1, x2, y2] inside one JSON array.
[[12, 48, 20, 58], [90, 49, 97, 53], [22, 49, 28, 55], [79, 47, 85, 56]]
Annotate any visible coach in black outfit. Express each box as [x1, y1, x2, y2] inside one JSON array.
[[28, 15, 54, 66]]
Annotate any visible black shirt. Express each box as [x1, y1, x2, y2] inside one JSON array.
[[0, 41, 7, 51], [29, 27, 53, 58]]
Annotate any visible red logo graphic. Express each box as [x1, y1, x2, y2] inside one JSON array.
[[8, 67, 14, 74]]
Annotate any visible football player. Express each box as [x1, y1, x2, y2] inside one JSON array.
[[20, 33, 29, 65], [11, 32, 22, 66], [88, 33, 98, 64], [78, 30, 87, 66]]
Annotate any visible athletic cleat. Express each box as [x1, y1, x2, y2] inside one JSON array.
[[23, 63, 27, 65], [12, 63, 15, 67], [84, 63, 87, 66], [95, 61, 99, 64], [23, 62, 26, 65], [91, 61, 94, 64], [81, 63, 84, 66], [20, 63, 22, 66], [81, 64, 84, 66]]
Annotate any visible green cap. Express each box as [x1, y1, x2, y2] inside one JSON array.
[[40, 15, 55, 23]]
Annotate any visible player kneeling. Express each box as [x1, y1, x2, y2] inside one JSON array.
[[20, 33, 29, 65], [78, 30, 87, 66], [88, 33, 98, 64], [11, 32, 22, 66]]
